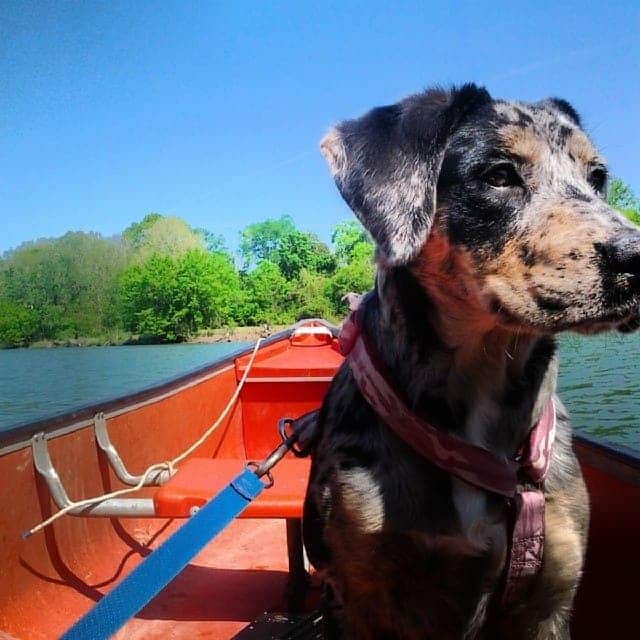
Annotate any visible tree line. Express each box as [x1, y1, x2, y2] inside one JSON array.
[[1, 178, 637, 348], [0, 213, 374, 347]]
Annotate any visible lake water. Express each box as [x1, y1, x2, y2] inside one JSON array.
[[0, 335, 638, 451], [0, 342, 247, 431]]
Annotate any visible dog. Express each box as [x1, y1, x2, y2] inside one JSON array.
[[302, 84, 640, 639]]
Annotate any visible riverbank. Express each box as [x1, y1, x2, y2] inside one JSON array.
[[189, 325, 288, 343], [3, 325, 289, 349]]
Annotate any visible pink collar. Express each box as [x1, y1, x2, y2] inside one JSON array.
[[339, 302, 556, 608], [339, 307, 556, 496]]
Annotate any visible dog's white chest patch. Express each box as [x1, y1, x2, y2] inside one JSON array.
[[337, 467, 385, 533], [452, 399, 497, 535]]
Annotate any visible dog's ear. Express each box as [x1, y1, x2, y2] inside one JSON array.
[[538, 97, 582, 127], [320, 84, 491, 265]]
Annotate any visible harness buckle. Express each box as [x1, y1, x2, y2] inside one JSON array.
[[278, 417, 307, 457]]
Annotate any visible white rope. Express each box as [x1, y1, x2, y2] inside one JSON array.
[[26, 338, 264, 537]]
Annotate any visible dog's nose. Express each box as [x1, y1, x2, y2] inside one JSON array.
[[597, 235, 640, 275]]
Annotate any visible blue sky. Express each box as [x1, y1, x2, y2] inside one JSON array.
[[2, 1, 638, 254]]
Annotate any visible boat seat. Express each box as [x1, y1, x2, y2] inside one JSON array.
[[154, 457, 311, 519], [154, 456, 312, 611]]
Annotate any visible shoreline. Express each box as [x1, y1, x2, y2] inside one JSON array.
[[2, 326, 288, 350]]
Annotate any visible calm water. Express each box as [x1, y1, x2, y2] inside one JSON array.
[[0, 335, 638, 451], [0, 342, 247, 431]]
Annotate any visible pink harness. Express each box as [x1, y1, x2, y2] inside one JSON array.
[[339, 304, 556, 608]]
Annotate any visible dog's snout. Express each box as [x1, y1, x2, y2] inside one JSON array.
[[597, 236, 640, 275]]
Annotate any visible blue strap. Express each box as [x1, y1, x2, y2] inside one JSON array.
[[61, 468, 264, 640]]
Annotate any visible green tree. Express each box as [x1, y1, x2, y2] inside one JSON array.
[[123, 213, 164, 248], [239, 261, 291, 325], [332, 220, 371, 265], [240, 215, 335, 279], [118, 249, 243, 341], [0, 232, 128, 339], [288, 269, 335, 321], [175, 249, 243, 330], [240, 215, 297, 268], [0, 299, 37, 347], [607, 178, 640, 225], [194, 228, 228, 253], [326, 241, 375, 314], [132, 216, 205, 259]]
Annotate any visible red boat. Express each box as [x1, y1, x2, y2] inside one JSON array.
[[0, 320, 638, 639]]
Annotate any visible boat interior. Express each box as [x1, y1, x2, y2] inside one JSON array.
[[0, 321, 639, 639]]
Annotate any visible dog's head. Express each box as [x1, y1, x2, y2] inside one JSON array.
[[321, 84, 640, 335]]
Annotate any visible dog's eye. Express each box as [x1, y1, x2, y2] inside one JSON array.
[[482, 163, 522, 188], [588, 167, 607, 194]]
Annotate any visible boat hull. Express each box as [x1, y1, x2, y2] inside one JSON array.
[[1, 322, 639, 639]]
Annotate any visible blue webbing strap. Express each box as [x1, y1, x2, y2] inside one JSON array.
[[61, 468, 264, 640]]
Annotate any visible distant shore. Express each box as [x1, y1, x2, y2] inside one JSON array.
[[188, 325, 287, 344], [3, 325, 288, 349]]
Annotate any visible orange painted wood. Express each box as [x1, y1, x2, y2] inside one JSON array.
[[236, 328, 343, 380], [153, 457, 311, 519]]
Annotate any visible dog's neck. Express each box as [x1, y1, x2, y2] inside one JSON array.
[[363, 267, 558, 457]]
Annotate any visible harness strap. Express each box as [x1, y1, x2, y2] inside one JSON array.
[[501, 489, 546, 608]]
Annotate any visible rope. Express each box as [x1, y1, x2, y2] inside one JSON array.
[[24, 338, 264, 538]]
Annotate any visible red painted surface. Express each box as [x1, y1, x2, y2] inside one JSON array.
[[0, 326, 338, 639], [571, 461, 640, 638], [1, 323, 639, 639], [154, 457, 311, 519], [236, 329, 341, 459]]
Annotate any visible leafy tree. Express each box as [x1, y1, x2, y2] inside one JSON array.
[[123, 213, 164, 248], [309, 236, 337, 275], [240, 215, 335, 279], [0, 299, 37, 347], [118, 249, 242, 341], [608, 178, 639, 211], [332, 220, 371, 265], [326, 241, 375, 313], [607, 178, 640, 225], [239, 261, 291, 325], [240, 215, 297, 268], [194, 228, 228, 253], [132, 216, 205, 259], [288, 269, 335, 321], [176, 249, 243, 330], [0, 232, 128, 339]]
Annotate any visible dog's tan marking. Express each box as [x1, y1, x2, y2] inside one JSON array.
[[413, 228, 497, 346], [498, 124, 545, 165], [566, 128, 600, 167]]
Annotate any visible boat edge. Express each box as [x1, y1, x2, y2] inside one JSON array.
[[0, 320, 339, 454]]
